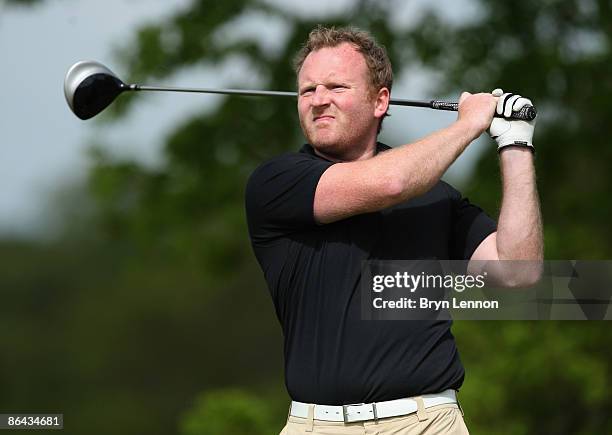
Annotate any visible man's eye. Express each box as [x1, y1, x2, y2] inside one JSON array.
[[301, 88, 314, 96], [332, 85, 346, 91]]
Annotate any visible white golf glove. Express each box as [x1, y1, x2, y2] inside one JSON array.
[[488, 88, 536, 153]]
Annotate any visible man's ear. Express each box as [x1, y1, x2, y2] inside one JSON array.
[[374, 87, 390, 119]]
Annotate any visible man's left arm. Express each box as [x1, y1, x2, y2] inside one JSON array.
[[469, 91, 544, 285]]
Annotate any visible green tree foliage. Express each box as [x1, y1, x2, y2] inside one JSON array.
[[404, 0, 612, 259], [5, 0, 44, 6], [179, 389, 278, 435], [0, 238, 285, 435]]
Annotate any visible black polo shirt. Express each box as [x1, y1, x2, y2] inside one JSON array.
[[245, 143, 496, 405]]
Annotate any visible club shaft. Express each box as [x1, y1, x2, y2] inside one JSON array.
[[131, 85, 536, 120], [134, 85, 433, 107], [134, 85, 296, 99]]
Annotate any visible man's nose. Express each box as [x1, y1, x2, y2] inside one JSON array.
[[311, 85, 331, 107]]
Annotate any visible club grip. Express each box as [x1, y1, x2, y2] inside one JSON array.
[[430, 100, 537, 121]]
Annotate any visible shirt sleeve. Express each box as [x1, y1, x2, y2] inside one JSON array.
[[245, 152, 334, 241], [443, 182, 497, 260]]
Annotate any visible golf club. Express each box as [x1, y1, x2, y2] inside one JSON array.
[[64, 60, 537, 121]]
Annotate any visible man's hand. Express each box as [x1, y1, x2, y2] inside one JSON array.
[[456, 91, 497, 140], [488, 89, 536, 152]]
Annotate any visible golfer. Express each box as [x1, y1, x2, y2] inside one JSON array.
[[245, 25, 542, 434]]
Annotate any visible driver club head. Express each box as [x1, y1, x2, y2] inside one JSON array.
[[64, 60, 129, 120]]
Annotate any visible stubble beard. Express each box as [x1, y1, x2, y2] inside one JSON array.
[[301, 112, 376, 162]]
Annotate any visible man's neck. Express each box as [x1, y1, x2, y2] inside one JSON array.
[[313, 141, 378, 162]]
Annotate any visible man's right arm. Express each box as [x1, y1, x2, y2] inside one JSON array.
[[314, 92, 498, 224]]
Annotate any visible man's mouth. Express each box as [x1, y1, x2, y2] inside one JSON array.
[[314, 115, 335, 122]]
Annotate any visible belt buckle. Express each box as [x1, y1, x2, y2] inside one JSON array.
[[342, 403, 378, 423], [342, 404, 350, 423]]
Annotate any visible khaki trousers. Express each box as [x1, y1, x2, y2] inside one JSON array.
[[280, 403, 469, 435]]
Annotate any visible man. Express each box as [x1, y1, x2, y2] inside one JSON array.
[[245, 26, 542, 434]]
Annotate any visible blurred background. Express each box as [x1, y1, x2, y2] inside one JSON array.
[[1, 0, 611, 434]]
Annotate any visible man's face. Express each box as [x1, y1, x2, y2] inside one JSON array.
[[297, 43, 380, 160]]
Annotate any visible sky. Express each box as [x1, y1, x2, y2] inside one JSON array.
[[0, 0, 486, 239]]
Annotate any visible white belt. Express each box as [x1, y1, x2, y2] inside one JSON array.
[[290, 389, 457, 423]]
